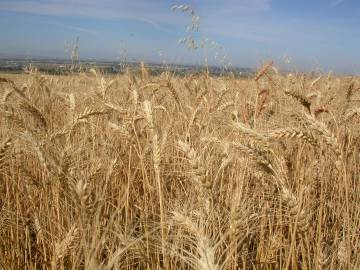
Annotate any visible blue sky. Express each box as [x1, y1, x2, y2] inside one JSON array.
[[0, 0, 359, 73]]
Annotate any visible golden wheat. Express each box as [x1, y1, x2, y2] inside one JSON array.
[[0, 68, 358, 269]]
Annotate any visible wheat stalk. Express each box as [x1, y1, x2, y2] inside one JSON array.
[[143, 100, 167, 263]]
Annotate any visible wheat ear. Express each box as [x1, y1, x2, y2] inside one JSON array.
[[0, 138, 12, 169], [268, 127, 318, 147]]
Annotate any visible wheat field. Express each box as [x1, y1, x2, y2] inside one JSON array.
[[0, 66, 359, 269]]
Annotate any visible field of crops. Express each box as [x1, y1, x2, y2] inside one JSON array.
[[0, 66, 359, 269]]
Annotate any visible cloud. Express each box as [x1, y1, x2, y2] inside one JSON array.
[[330, 0, 345, 7], [0, 1, 175, 22], [195, 0, 271, 15], [60, 25, 98, 35], [0, 0, 184, 36], [0, 0, 271, 21], [0, 0, 273, 38]]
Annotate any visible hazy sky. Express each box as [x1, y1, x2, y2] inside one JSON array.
[[0, 0, 359, 73]]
